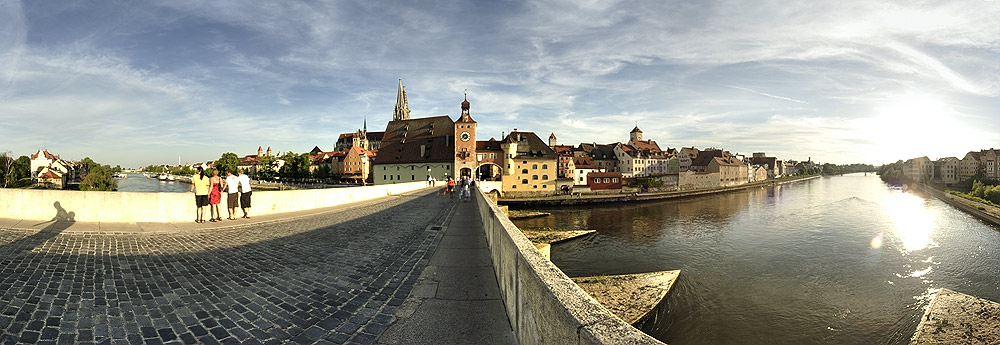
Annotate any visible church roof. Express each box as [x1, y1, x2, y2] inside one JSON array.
[[374, 116, 456, 165], [631, 126, 642, 133]]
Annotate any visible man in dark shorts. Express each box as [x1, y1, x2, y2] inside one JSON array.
[[224, 170, 240, 220], [237, 169, 252, 218]]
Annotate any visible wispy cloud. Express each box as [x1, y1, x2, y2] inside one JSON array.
[[2, 0, 1000, 166]]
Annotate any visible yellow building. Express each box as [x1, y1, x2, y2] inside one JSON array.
[[501, 131, 558, 196]]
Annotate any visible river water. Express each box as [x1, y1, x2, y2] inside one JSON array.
[[115, 173, 190, 193], [512, 173, 1000, 344]]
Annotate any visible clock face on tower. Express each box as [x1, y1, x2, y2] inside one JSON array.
[[460, 132, 471, 142]]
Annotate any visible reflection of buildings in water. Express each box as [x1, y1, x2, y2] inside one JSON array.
[[513, 187, 772, 243]]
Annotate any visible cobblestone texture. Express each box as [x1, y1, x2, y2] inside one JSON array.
[[0, 191, 454, 345]]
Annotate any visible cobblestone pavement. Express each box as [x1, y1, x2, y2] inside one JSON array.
[[0, 190, 455, 345]]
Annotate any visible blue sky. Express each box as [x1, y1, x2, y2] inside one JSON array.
[[2, 0, 999, 167]]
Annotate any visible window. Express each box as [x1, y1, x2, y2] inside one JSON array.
[[604, 178, 610, 183], [523, 161, 527, 164], [521, 179, 528, 184], [532, 175, 538, 180], [542, 164, 548, 169], [512, 185, 517, 189], [613, 178, 619, 183], [397, 175, 400, 180], [533, 185, 537, 189], [521, 169, 528, 174], [383, 166, 386, 170], [542, 185, 546, 188], [411, 166, 414, 170], [542, 175, 548, 180], [411, 175, 415, 180], [594, 178, 600, 184], [532, 164, 538, 169]]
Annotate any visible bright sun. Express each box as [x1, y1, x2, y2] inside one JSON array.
[[858, 94, 966, 163]]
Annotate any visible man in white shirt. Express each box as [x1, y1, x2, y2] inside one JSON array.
[[224, 170, 240, 220], [237, 169, 253, 219]]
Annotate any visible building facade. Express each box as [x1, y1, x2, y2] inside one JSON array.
[[501, 131, 558, 196]]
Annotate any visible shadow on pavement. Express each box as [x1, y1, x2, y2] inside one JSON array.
[[1, 201, 75, 255], [0, 191, 462, 344]]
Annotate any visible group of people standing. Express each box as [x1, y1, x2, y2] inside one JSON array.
[[190, 167, 252, 223], [443, 175, 473, 202]]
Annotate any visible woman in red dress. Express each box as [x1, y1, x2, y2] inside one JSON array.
[[208, 168, 223, 222]]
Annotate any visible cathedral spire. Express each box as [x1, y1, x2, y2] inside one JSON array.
[[393, 79, 411, 121]]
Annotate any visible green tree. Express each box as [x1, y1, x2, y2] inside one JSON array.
[[0, 152, 15, 188], [80, 163, 118, 191], [877, 160, 907, 186], [169, 165, 196, 176], [81, 157, 99, 173], [279, 152, 312, 179], [256, 155, 278, 180], [215, 152, 240, 175], [313, 164, 331, 179]]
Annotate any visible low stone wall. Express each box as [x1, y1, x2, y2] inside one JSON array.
[[473, 188, 665, 345], [0, 182, 428, 223]]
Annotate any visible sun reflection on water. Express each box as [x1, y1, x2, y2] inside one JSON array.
[[884, 192, 937, 251]]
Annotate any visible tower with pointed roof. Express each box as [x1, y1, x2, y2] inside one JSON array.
[[393, 79, 411, 121], [630, 125, 643, 143], [454, 90, 477, 178], [548, 133, 557, 147]]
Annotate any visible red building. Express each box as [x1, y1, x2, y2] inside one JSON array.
[[586, 172, 623, 190]]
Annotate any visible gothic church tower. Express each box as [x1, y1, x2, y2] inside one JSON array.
[[393, 79, 411, 121]]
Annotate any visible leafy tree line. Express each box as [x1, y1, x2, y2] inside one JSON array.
[[876, 160, 907, 186], [141, 150, 343, 183], [79, 157, 118, 191], [256, 151, 340, 181], [0, 152, 31, 188], [819, 163, 877, 176]]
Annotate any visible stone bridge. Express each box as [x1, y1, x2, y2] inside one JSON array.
[[0, 185, 661, 344]]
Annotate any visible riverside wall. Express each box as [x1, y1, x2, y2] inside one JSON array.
[[501, 175, 821, 207], [473, 188, 665, 345], [0, 182, 428, 223]]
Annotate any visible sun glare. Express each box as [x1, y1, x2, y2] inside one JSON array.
[[858, 94, 963, 163], [884, 192, 936, 252]]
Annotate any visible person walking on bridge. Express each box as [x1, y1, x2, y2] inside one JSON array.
[[446, 176, 455, 199], [460, 175, 472, 202]]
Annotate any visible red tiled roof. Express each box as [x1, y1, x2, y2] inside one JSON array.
[[572, 156, 601, 169], [476, 138, 503, 151], [374, 116, 456, 164], [502, 131, 557, 159], [551, 145, 574, 155], [39, 170, 62, 179], [31, 150, 59, 160], [631, 139, 661, 153]]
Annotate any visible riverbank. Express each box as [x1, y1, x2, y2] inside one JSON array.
[[915, 184, 1000, 228], [499, 174, 821, 207]]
